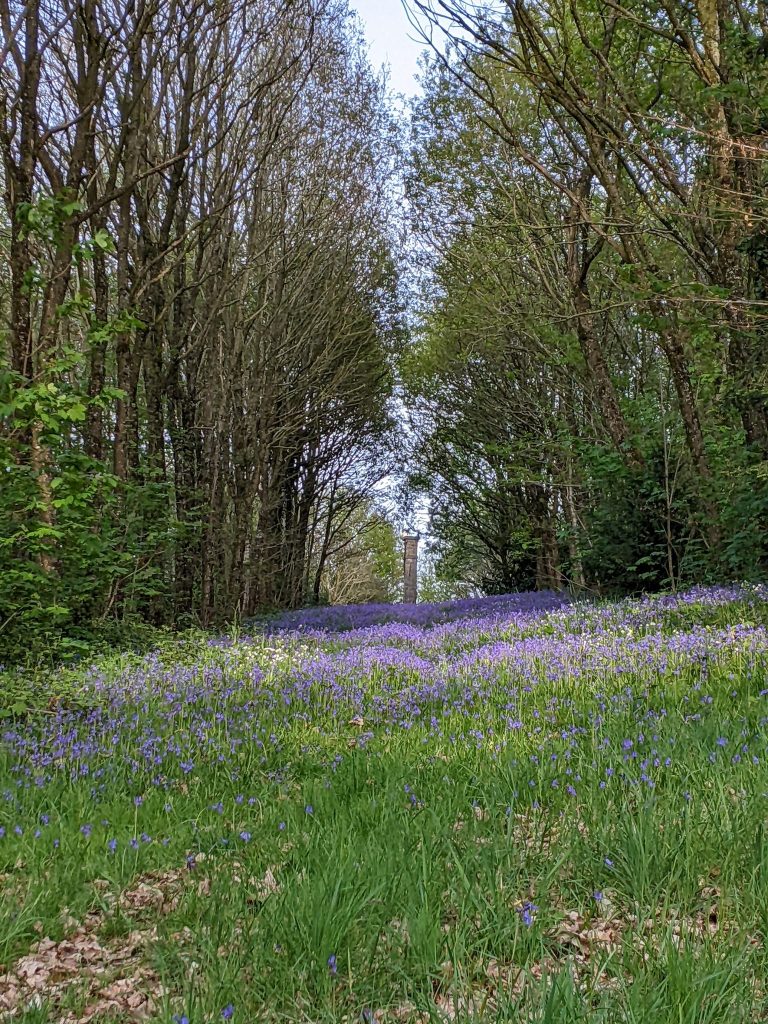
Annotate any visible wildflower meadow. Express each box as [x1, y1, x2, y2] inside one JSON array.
[[3, 585, 768, 1022]]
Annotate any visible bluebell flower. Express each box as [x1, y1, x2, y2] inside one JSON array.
[[517, 901, 538, 926]]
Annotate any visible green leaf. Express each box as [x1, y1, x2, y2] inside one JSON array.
[[93, 228, 115, 252], [66, 403, 87, 422], [60, 199, 83, 217]]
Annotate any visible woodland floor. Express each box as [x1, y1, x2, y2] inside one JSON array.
[[2, 586, 768, 1022]]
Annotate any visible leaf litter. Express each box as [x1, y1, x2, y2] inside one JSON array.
[[0, 863, 205, 1022], [0, 856, 288, 1022]]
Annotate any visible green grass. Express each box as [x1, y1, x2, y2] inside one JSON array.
[[1, 591, 768, 1021]]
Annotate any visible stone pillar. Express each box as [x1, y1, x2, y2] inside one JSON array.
[[401, 531, 420, 604]]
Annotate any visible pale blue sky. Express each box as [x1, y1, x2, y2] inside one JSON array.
[[349, 0, 425, 97]]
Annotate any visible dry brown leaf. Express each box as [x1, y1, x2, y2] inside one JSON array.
[[434, 989, 493, 1021], [386, 1002, 428, 1023], [117, 868, 188, 916], [253, 867, 280, 900]]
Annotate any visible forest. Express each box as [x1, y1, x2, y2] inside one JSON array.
[[4, 5, 768, 1021], [404, 0, 768, 597], [1, 0, 768, 659], [0, 0, 403, 659]]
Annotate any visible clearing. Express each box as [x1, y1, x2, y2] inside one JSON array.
[[2, 585, 768, 1022]]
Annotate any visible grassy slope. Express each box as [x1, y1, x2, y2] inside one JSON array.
[[1, 587, 768, 1022]]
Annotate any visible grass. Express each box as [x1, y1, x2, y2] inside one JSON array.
[[1, 585, 768, 1022]]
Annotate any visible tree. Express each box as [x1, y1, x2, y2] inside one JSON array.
[[0, 0, 403, 656], [403, 1, 768, 593]]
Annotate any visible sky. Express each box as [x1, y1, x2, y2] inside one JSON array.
[[348, 0, 432, 537], [349, 0, 426, 98]]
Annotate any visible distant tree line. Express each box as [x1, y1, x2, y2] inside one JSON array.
[[0, 0, 402, 655], [404, 0, 768, 595]]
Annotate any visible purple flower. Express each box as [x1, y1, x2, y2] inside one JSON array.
[[108, 838, 117, 853], [239, 831, 252, 842], [221, 1005, 234, 1020], [517, 901, 538, 927], [327, 953, 337, 975], [305, 805, 314, 816]]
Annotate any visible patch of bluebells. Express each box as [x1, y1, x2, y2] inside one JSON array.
[[2, 584, 768, 859]]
